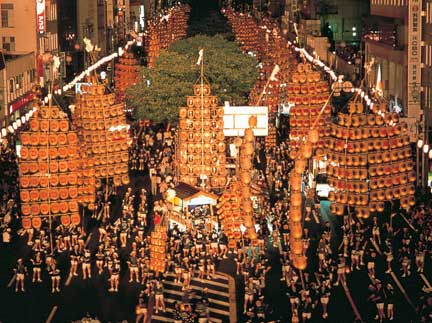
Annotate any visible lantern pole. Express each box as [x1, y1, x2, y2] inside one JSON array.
[[200, 50, 205, 190], [299, 269, 306, 290], [46, 104, 54, 255]]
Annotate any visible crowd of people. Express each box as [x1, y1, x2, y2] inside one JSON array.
[[0, 138, 19, 244], [129, 122, 176, 197]]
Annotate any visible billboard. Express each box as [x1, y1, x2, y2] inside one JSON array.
[[223, 106, 268, 136], [407, 0, 422, 118], [36, 0, 45, 35]]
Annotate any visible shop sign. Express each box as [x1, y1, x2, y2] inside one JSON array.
[[9, 92, 34, 114], [36, 0, 46, 35], [407, 0, 422, 117]]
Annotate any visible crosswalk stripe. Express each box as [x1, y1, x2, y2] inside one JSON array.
[[208, 297, 230, 307], [151, 314, 172, 322], [163, 274, 229, 289], [165, 272, 228, 286], [151, 313, 222, 323], [163, 282, 230, 298], [152, 272, 231, 323], [164, 297, 229, 307], [208, 307, 230, 316]]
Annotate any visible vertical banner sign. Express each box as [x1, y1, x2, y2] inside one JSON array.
[[407, 0, 422, 118], [36, 0, 46, 35]]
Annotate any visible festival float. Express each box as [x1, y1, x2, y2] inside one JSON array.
[[114, 52, 140, 103], [288, 62, 331, 157], [326, 99, 416, 217], [177, 83, 227, 190], [218, 118, 257, 248], [19, 105, 81, 237], [149, 224, 168, 274], [73, 78, 130, 198]]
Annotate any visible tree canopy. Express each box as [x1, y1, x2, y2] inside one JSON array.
[[127, 34, 258, 123]]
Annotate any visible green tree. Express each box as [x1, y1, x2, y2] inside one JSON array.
[[127, 35, 258, 123]]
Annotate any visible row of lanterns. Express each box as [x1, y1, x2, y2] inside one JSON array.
[[326, 100, 416, 217], [218, 121, 257, 247], [144, 4, 190, 67], [288, 63, 331, 152], [73, 81, 130, 193], [289, 128, 320, 270], [149, 224, 167, 273], [223, 8, 289, 152]]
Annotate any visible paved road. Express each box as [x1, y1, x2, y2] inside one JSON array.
[[150, 272, 231, 323], [0, 170, 151, 323]]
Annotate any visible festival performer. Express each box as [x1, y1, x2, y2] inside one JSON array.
[[30, 251, 43, 283], [154, 280, 166, 314], [48, 259, 61, 293], [14, 258, 27, 292], [128, 250, 140, 283], [95, 244, 105, 275], [69, 244, 81, 277], [109, 253, 120, 292], [82, 249, 92, 279]]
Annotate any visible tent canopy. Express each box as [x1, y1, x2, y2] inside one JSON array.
[[169, 182, 218, 206]]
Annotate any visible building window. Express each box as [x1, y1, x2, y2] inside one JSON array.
[[2, 36, 15, 52], [1, 3, 14, 28], [15, 74, 23, 90], [9, 78, 14, 93], [29, 69, 36, 83]]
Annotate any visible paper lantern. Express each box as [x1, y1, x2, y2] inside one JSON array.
[[293, 255, 307, 270], [308, 129, 319, 144], [417, 140, 424, 148], [294, 159, 307, 174]]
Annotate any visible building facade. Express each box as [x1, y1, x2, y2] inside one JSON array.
[[364, 0, 432, 185], [0, 52, 37, 126], [0, 0, 58, 124]]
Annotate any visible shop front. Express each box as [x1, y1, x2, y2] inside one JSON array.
[[8, 92, 34, 123]]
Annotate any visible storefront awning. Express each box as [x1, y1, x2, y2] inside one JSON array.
[[9, 92, 34, 115]]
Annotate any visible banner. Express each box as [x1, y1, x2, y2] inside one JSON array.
[[36, 0, 46, 35], [407, 0, 422, 117]]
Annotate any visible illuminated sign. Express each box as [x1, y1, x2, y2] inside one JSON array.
[[9, 92, 34, 114], [36, 0, 46, 35], [407, 0, 422, 117], [223, 106, 268, 136]]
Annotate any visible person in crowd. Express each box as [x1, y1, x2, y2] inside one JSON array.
[[48, 257, 61, 293], [82, 249, 92, 279], [14, 258, 27, 292], [135, 298, 148, 323], [30, 251, 43, 283], [154, 280, 166, 314]]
